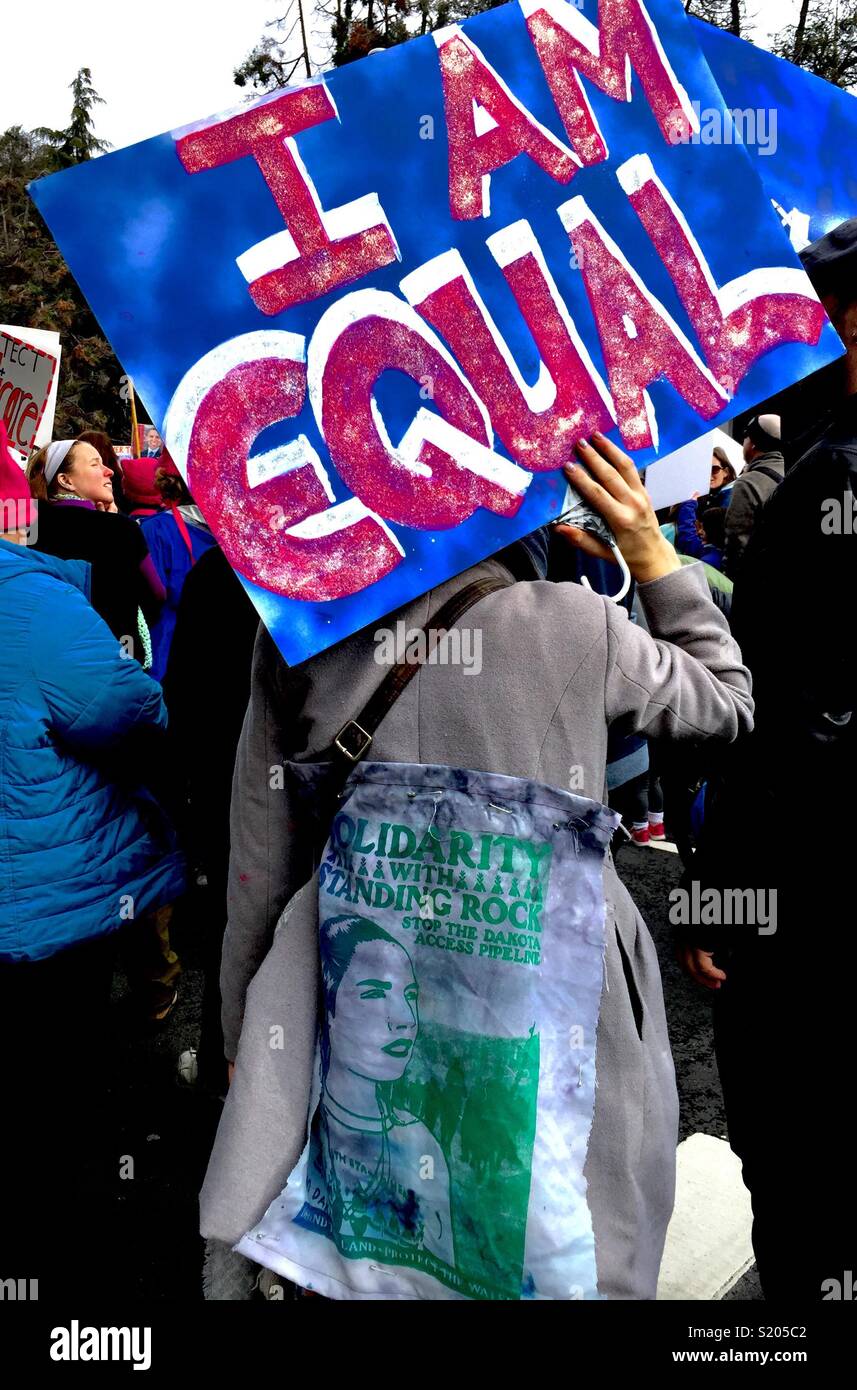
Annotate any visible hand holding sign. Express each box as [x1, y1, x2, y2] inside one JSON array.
[[557, 432, 680, 585]]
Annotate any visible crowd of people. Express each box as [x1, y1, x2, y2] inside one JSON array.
[[0, 218, 854, 1303]]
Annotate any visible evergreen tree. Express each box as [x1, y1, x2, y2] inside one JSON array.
[[234, 1, 314, 88], [236, 0, 502, 86], [34, 68, 111, 169], [234, 0, 857, 91], [1, 70, 124, 440], [773, 0, 857, 88]]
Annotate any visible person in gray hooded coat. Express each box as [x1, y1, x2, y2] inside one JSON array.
[[200, 434, 753, 1300]]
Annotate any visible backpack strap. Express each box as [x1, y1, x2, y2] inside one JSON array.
[[328, 574, 512, 770], [751, 465, 783, 487]]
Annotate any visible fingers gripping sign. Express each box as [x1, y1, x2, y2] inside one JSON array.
[[556, 431, 680, 586]]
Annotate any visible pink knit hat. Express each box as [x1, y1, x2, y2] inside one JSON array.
[[121, 447, 182, 510], [0, 422, 36, 531]]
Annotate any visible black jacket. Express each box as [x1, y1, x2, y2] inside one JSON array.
[[32, 503, 156, 644]]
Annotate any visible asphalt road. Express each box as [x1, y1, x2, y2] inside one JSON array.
[[101, 846, 762, 1301]]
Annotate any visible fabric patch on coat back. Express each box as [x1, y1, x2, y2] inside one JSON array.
[[238, 761, 619, 1300]]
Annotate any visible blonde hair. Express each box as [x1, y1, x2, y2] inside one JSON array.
[[27, 440, 86, 501]]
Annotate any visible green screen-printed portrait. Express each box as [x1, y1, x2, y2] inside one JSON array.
[[241, 770, 614, 1299], [312, 912, 455, 1267]]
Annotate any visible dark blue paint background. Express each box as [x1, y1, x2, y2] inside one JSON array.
[[30, 0, 842, 663], [696, 19, 857, 244]]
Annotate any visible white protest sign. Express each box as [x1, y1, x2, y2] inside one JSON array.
[[644, 428, 729, 512], [0, 326, 61, 466]]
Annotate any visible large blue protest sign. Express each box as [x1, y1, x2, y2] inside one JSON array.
[[693, 18, 857, 252], [31, 0, 842, 664]]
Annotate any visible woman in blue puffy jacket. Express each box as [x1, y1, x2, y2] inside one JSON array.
[[0, 438, 185, 1294], [0, 540, 185, 961]]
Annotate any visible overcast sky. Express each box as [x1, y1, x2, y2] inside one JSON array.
[[3, 0, 798, 153], [2, 0, 330, 151]]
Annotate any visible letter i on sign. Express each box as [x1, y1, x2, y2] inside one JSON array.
[[176, 86, 400, 314]]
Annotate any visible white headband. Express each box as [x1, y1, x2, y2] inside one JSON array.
[[44, 439, 78, 485]]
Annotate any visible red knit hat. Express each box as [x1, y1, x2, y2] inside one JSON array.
[[0, 422, 36, 531], [121, 446, 182, 509], [120, 454, 162, 509]]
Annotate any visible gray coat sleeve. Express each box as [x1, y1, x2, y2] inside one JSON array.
[[220, 628, 311, 1060], [604, 561, 753, 741]]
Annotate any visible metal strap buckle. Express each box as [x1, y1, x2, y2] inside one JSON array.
[[334, 720, 373, 762]]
